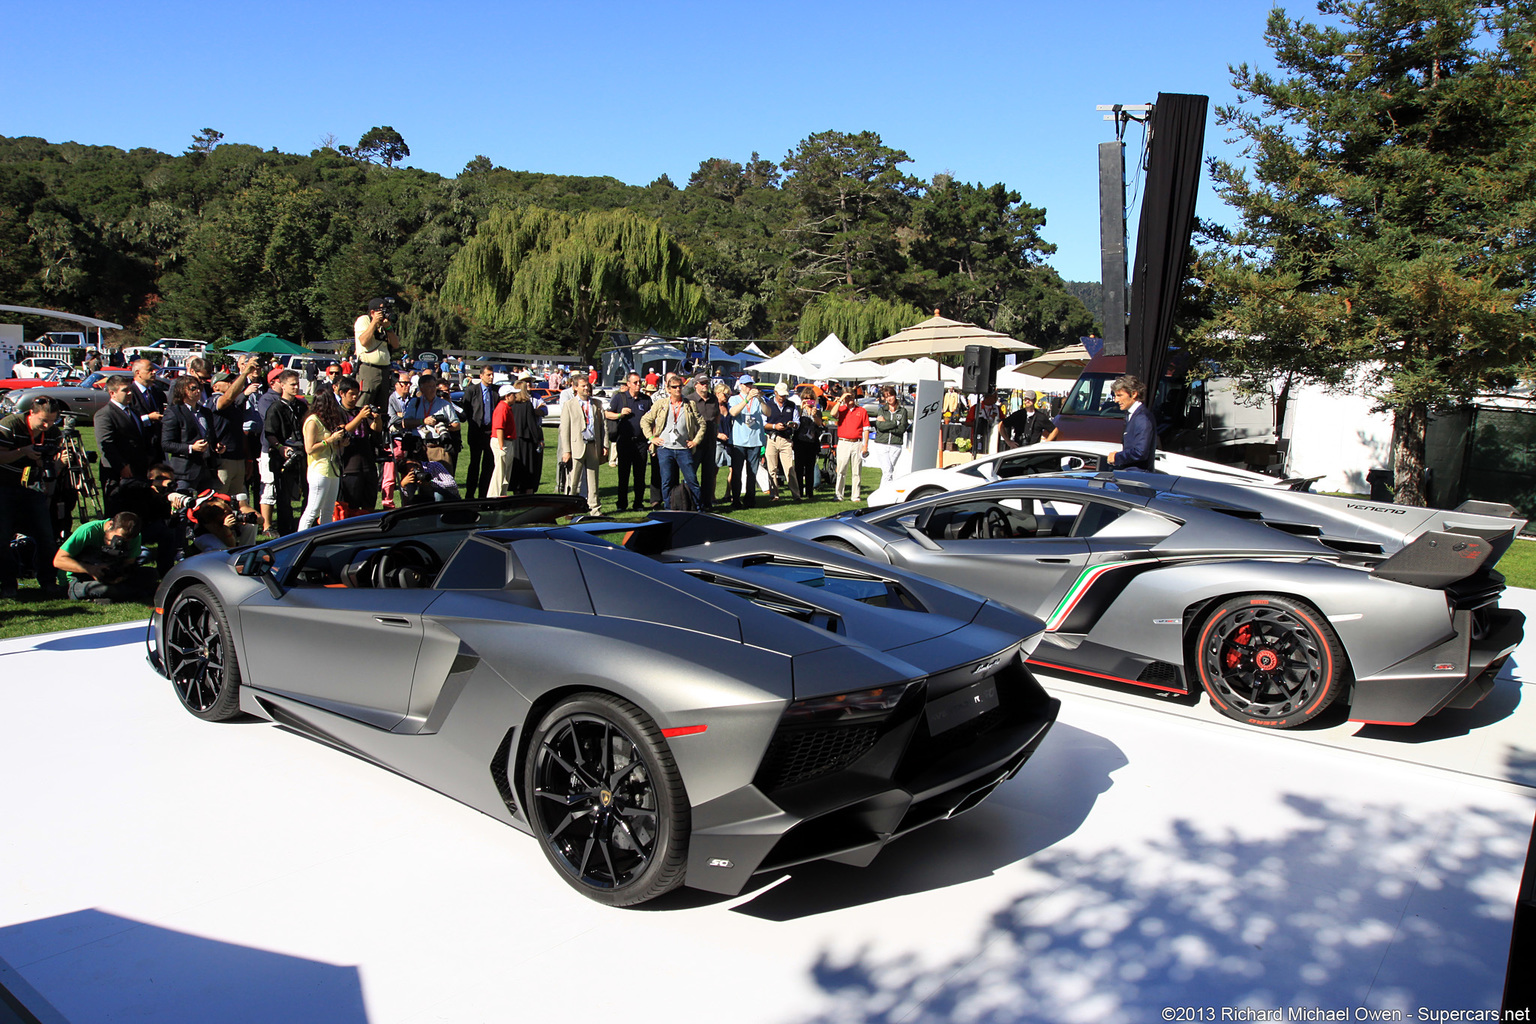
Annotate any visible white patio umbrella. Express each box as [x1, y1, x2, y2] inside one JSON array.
[[820, 357, 888, 381], [1013, 342, 1092, 380], [858, 313, 1039, 362]]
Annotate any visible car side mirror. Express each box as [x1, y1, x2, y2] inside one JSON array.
[[236, 549, 285, 599]]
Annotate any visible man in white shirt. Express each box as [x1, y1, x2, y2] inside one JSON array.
[[353, 297, 403, 412]]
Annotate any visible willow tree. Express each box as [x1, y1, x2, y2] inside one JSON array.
[[1200, 0, 1536, 506], [796, 291, 924, 350], [442, 205, 705, 364]]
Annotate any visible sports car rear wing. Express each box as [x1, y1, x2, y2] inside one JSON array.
[[1370, 530, 1495, 588]]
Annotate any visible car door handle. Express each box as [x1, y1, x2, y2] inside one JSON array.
[[374, 615, 413, 627], [1034, 557, 1071, 564]]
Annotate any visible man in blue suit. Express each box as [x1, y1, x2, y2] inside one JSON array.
[[1106, 374, 1155, 471]]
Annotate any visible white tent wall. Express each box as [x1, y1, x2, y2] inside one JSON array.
[[1280, 373, 1393, 494]]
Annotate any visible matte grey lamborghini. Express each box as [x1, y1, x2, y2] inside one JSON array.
[[768, 474, 1526, 731], [146, 496, 1059, 905]]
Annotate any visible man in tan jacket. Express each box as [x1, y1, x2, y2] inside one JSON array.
[[559, 376, 607, 514], [641, 373, 707, 510]]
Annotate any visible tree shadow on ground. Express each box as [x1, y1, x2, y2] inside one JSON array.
[[0, 909, 368, 1024], [794, 796, 1533, 1023]]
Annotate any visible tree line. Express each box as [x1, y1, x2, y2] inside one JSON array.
[[0, 127, 1099, 365]]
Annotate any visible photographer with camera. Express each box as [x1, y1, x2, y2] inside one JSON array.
[[52, 510, 156, 604], [333, 376, 383, 519], [263, 369, 308, 535], [104, 463, 182, 575], [185, 490, 258, 553], [354, 297, 404, 412], [0, 395, 65, 599]]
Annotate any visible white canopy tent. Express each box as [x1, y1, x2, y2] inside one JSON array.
[[803, 333, 857, 372], [746, 344, 821, 381], [738, 341, 770, 359], [873, 357, 962, 386], [995, 367, 1058, 394]]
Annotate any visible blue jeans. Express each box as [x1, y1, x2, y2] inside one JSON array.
[[728, 444, 761, 507], [657, 446, 701, 510]]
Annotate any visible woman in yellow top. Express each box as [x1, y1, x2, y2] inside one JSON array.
[[298, 390, 368, 531]]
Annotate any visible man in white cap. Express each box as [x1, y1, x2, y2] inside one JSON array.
[[487, 382, 515, 498], [726, 375, 765, 508], [762, 382, 801, 500]]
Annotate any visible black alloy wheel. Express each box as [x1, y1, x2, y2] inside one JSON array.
[[1193, 594, 1345, 729], [524, 694, 689, 906], [165, 584, 243, 721]]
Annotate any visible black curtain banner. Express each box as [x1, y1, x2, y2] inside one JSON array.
[[1126, 92, 1208, 412]]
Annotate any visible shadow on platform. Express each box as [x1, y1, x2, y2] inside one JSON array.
[[794, 795, 1531, 1022], [728, 722, 1126, 921], [0, 910, 367, 1024], [1355, 659, 1524, 744], [0, 623, 146, 657]]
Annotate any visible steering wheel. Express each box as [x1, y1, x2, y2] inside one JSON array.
[[374, 539, 443, 589], [984, 507, 1012, 540]]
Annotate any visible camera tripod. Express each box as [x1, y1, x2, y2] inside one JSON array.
[[58, 429, 102, 522]]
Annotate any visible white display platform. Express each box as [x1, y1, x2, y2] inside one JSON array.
[[1, 595, 1532, 1024]]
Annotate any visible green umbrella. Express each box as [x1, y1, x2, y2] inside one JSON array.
[[224, 333, 313, 355]]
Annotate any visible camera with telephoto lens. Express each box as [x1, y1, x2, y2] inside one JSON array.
[[281, 436, 306, 473]]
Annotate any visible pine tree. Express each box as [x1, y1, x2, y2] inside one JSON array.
[[1198, 0, 1536, 505]]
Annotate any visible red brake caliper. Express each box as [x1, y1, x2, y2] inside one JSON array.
[[1225, 624, 1251, 668]]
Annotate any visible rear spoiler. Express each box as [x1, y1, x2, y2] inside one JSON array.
[[1280, 475, 1323, 492], [1370, 531, 1494, 588]]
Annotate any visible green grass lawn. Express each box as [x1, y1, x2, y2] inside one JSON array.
[[5, 427, 1533, 640], [0, 425, 876, 639]]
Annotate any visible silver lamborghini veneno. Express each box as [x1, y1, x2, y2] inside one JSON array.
[[770, 473, 1526, 731], [146, 496, 1059, 906]]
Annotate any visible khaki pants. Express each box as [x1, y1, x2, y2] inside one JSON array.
[[764, 434, 799, 499], [834, 438, 865, 501], [564, 446, 603, 513], [487, 443, 508, 498]]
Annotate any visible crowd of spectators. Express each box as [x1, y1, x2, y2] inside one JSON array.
[[2, 312, 998, 606]]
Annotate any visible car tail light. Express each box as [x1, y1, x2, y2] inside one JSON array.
[[782, 683, 916, 725]]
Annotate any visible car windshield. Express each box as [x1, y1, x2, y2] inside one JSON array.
[[1062, 373, 1176, 417]]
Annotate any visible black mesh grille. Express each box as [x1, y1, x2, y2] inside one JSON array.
[[1136, 661, 1181, 688], [488, 727, 518, 815], [755, 724, 881, 790]]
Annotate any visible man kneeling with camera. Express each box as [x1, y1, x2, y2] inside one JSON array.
[[52, 511, 158, 604]]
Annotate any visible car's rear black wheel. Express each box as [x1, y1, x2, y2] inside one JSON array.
[[1192, 594, 1344, 728], [524, 694, 689, 906], [906, 486, 944, 502], [165, 584, 243, 721]]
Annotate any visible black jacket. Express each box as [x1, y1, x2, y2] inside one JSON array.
[[162, 402, 219, 489], [94, 400, 151, 486], [463, 381, 498, 434]]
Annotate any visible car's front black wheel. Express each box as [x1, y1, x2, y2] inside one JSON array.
[[524, 693, 689, 906], [165, 584, 243, 721], [1192, 594, 1344, 728]]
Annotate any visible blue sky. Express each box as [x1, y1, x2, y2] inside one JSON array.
[[2, 0, 1288, 283]]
